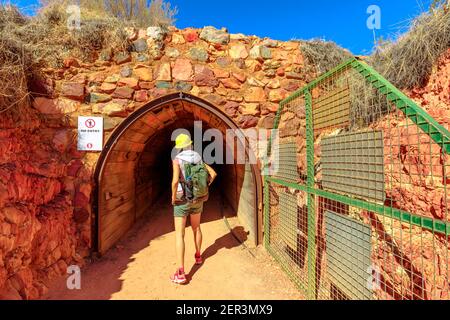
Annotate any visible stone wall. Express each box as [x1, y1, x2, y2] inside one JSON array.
[[0, 25, 309, 299]]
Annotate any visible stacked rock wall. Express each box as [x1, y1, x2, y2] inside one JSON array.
[[0, 25, 309, 299]]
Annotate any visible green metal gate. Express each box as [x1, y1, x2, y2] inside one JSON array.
[[264, 57, 450, 300]]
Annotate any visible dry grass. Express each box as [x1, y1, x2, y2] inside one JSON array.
[[299, 39, 353, 76], [61, 0, 178, 28], [370, 3, 450, 89], [0, 5, 33, 114]]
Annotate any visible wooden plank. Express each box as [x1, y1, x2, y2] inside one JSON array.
[[102, 173, 134, 189], [113, 139, 146, 152], [153, 105, 176, 124], [130, 119, 156, 135], [101, 188, 134, 211], [209, 114, 223, 129], [101, 180, 134, 200], [182, 101, 193, 114], [167, 103, 178, 119], [108, 151, 140, 163], [136, 205, 151, 219], [121, 128, 149, 143], [139, 112, 164, 130], [101, 202, 134, 231], [100, 214, 134, 253], [236, 164, 256, 244], [173, 103, 189, 119], [103, 161, 135, 173]]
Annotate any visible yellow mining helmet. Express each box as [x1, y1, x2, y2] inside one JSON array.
[[175, 134, 193, 149]]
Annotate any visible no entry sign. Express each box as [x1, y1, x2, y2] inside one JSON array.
[[77, 116, 103, 151]]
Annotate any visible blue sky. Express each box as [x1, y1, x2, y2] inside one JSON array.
[[12, 0, 433, 54]]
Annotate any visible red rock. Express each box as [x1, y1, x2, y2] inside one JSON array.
[[9, 268, 33, 297], [74, 190, 89, 208], [101, 102, 128, 117], [139, 81, 154, 90], [269, 89, 288, 103], [155, 63, 172, 81], [32, 98, 58, 114], [221, 78, 241, 89], [74, 208, 89, 223], [61, 82, 85, 100], [1, 207, 25, 225], [213, 43, 227, 51], [194, 66, 219, 87], [267, 79, 281, 89], [224, 101, 240, 117], [71, 73, 87, 84], [244, 87, 266, 102], [171, 33, 185, 44], [112, 87, 135, 99], [216, 56, 232, 68], [240, 103, 261, 116], [149, 87, 169, 98], [53, 129, 73, 153], [229, 43, 249, 59], [63, 58, 80, 68], [292, 52, 304, 65], [246, 60, 262, 72], [227, 92, 244, 102], [239, 115, 259, 129], [134, 90, 149, 102], [203, 94, 226, 106], [276, 68, 285, 77], [99, 83, 116, 94], [32, 98, 80, 114], [173, 59, 193, 81], [258, 114, 275, 129], [133, 66, 153, 81], [117, 78, 139, 89], [232, 72, 247, 83], [22, 159, 66, 178], [286, 72, 303, 80], [114, 52, 132, 64], [282, 80, 301, 92], [0, 280, 22, 300], [247, 77, 265, 87], [261, 102, 279, 114], [67, 159, 83, 177], [212, 68, 230, 79], [183, 29, 199, 42]]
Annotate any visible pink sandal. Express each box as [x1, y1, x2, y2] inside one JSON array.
[[195, 253, 203, 265], [170, 268, 187, 284]]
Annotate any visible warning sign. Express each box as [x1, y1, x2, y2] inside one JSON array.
[[77, 116, 103, 151]]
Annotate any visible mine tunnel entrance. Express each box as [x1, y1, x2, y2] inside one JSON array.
[[93, 93, 263, 255]]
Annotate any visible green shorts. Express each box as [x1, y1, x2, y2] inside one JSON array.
[[174, 201, 204, 218]]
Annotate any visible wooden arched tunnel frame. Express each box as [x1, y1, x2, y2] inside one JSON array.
[[92, 92, 264, 254]]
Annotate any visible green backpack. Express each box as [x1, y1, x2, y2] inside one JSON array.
[[183, 162, 209, 202]]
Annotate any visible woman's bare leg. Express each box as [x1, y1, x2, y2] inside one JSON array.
[[174, 216, 187, 270], [190, 213, 202, 255]]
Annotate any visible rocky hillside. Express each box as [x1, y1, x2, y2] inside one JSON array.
[[408, 48, 450, 128]]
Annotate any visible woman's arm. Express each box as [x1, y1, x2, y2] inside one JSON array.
[[171, 160, 180, 205], [205, 163, 217, 186]]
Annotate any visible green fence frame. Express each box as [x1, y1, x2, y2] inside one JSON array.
[[264, 57, 450, 300]]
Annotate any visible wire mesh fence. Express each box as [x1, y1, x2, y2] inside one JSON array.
[[264, 58, 450, 300]]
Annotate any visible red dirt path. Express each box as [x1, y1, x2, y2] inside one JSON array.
[[44, 195, 301, 300]]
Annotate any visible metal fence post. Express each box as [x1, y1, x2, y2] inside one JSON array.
[[305, 89, 316, 300], [263, 176, 270, 248]]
